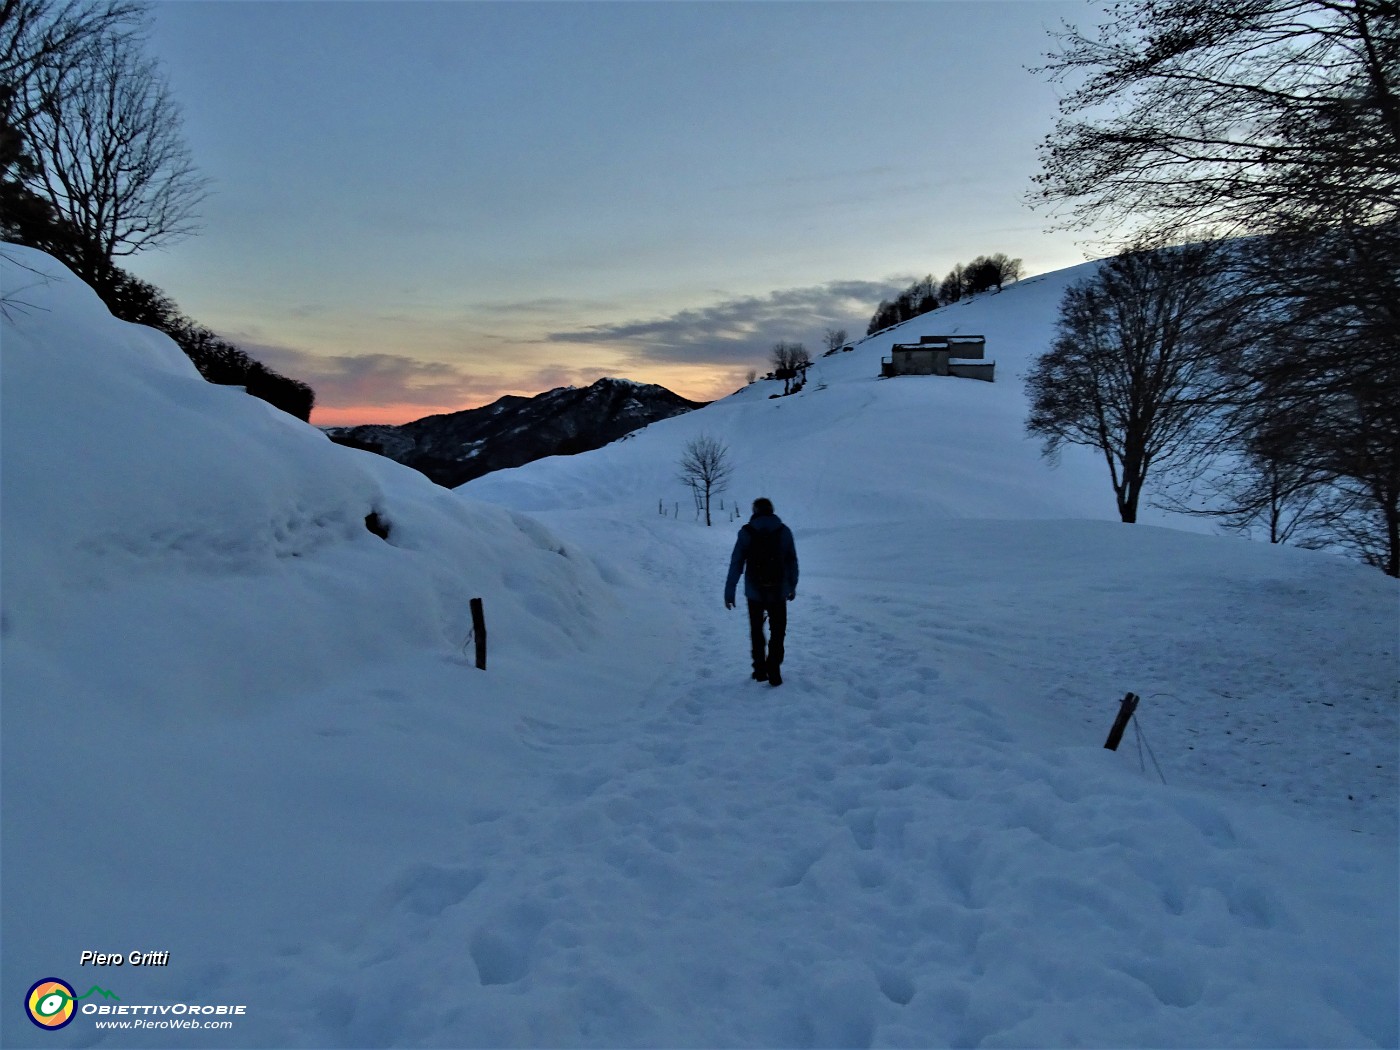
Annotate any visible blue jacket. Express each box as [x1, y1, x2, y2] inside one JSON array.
[[725, 512, 799, 605]]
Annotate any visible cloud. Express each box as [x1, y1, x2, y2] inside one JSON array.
[[217, 275, 919, 423], [234, 339, 622, 422], [234, 342, 503, 410], [469, 296, 594, 318], [548, 279, 909, 368]]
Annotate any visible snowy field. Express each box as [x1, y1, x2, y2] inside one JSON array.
[[2, 245, 1396, 1048]]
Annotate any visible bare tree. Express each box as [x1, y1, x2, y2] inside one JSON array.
[[1, 0, 145, 251], [22, 23, 206, 291], [1033, 0, 1399, 241], [823, 327, 848, 355], [1026, 241, 1233, 523], [1238, 223, 1400, 574], [770, 340, 809, 395], [791, 343, 811, 384], [678, 433, 733, 527], [993, 253, 1024, 289], [937, 264, 966, 304], [966, 253, 1024, 293], [1198, 446, 1337, 548]]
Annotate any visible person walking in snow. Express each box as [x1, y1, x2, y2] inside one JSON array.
[[725, 497, 799, 686]]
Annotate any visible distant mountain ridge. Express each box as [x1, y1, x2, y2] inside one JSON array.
[[325, 377, 705, 487]]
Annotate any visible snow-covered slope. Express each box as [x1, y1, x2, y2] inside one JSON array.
[[0, 245, 666, 713], [466, 265, 1130, 527], [3, 246, 1395, 1049], [0, 246, 678, 1044]]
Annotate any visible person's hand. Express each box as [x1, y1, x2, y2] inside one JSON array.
[[787, 591, 797, 601], [725, 600, 735, 610]]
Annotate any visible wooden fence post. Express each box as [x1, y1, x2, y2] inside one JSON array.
[[470, 597, 487, 670], [1104, 692, 1139, 750]]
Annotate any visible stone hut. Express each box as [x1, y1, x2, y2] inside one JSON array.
[[881, 335, 993, 382]]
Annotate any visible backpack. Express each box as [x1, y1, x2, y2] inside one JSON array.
[[745, 524, 784, 591]]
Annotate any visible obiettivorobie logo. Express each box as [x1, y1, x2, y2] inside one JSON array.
[[24, 976, 248, 1032], [25, 979, 119, 1030]]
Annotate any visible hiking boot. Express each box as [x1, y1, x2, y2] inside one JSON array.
[[751, 669, 768, 682], [769, 669, 782, 687]]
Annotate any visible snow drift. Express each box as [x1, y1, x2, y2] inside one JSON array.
[[1, 244, 645, 715]]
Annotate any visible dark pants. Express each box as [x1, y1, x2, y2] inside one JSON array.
[[747, 596, 787, 678]]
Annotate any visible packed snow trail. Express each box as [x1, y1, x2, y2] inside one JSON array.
[[283, 514, 1394, 1049]]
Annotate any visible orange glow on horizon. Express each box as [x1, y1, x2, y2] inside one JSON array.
[[312, 402, 468, 427], [311, 367, 745, 428]]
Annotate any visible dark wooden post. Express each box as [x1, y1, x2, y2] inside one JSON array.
[[1104, 692, 1139, 750], [469, 597, 487, 670]]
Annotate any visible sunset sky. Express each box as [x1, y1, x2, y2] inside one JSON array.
[[127, 1, 1099, 426]]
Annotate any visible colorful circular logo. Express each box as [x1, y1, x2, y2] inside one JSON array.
[[26, 978, 77, 1030]]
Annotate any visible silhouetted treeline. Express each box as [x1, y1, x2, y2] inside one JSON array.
[[104, 269, 315, 420], [867, 254, 1023, 334]]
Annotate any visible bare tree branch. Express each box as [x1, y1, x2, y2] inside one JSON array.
[[6, 1, 205, 290]]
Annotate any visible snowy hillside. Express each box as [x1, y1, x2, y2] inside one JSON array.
[[465, 264, 1130, 527], [3, 245, 1396, 1049]]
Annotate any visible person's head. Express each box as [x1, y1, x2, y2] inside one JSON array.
[[752, 497, 774, 516]]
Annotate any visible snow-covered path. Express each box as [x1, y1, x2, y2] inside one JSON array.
[[285, 514, 1395, 1049]]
